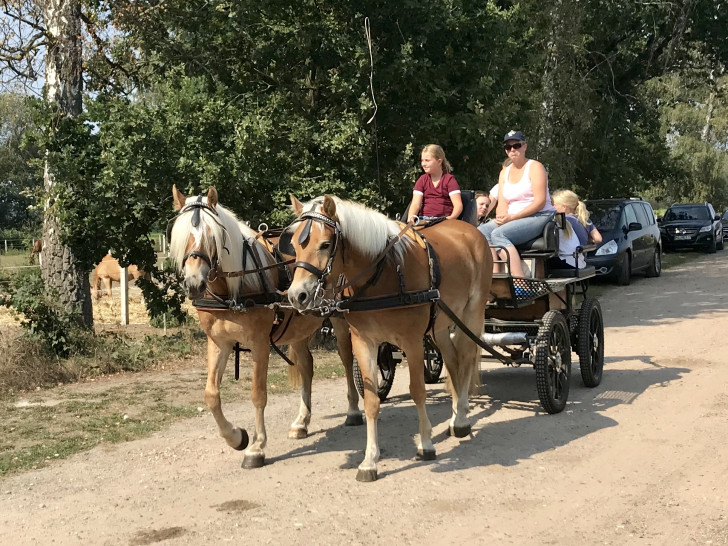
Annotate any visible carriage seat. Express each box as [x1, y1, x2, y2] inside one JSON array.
[[400, 189, 478, 226], [514, 212, 561, 257]]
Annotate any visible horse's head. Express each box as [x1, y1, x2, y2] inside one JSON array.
[[287, 194, 344, 311], [169, 185, 224, 299]]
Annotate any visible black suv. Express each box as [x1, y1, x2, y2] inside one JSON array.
[[722, 209, 728, 240], [659, 203, 724, 253], [584, 198, 662, 285]]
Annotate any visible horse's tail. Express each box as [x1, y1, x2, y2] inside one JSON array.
[[287, 364, 302, 388]]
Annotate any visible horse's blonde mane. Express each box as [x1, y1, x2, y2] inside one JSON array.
[[304, 196, 414, 262], [169, 197, 275, 298]]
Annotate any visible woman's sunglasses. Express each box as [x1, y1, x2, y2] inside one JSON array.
[[504, 142, 524, 151]]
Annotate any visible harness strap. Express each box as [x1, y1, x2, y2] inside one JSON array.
[[337, 289, 441, 312], [435, 299, 510, 365]]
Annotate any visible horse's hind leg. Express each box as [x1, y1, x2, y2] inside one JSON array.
[[288, 339, 313, 439], [204, 338, 249, 452], [400, 337, 435, 460], [331, 317, 362, 426]]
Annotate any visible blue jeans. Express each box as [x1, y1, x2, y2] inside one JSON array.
[[478, 211, 554, 248]]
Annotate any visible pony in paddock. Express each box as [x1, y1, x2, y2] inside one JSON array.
[[168, 185, 361, 469], [91, 254, 148, 299], [29, 239, 42, 265], [287, 195, 493, 481]]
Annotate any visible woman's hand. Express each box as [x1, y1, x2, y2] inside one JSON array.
[[495, 213, 513, 226]]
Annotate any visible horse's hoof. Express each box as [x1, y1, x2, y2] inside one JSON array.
[[288, 427, 308, 439], [450, 423, 472, 438], [344, 414, 364, 427], [416, 448, 436, 461], [233, 429, 249, 451], [242, 453, 265, 469], [355, 468, 378, 482]]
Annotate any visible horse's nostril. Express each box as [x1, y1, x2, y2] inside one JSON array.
[[297, 291, 308, 304]]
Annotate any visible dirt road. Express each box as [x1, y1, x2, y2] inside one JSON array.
[[2, 253, 727, 545]]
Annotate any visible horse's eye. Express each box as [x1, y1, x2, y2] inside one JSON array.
[[319, 241, 332, 252]]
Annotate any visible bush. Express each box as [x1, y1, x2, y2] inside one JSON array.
[[136, 259, 188, 328]]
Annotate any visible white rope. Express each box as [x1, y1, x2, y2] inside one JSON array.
[[365, 17, 378, 124]]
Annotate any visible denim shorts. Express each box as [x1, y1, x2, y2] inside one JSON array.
[[477, 211, 555, 249]]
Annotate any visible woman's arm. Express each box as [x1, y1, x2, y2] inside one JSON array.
[[447, 192, 463, 220], [494, 171, 508, 219], [407, 193, 423, 222]]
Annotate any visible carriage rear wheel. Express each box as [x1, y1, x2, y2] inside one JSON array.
[[423, 337, 444, 384], [535, 310, 571, 414], [353, 343, 397, 402], [577, 297, 604, 388]]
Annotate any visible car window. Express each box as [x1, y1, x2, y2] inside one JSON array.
[[624, 204, 637, 226], [664, 206, 710, 221], [587, 202, 623, 231], [640, 203, 656, 225], [723, 210, 728, 221], [632, 203, 649, 226]]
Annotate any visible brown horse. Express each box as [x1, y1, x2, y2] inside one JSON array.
[[91, 254, 148, 299], [29, 239, 42, 265], [287, 195, 493, 481], [168, 185, 361, 469]]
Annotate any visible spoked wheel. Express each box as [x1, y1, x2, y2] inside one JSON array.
[[577, 297, 604, 388], [353, 343, 397, 401], [423, 336, 444, 384], [534, 311, 571, 414]]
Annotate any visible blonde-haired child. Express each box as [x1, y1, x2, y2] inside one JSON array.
[[552, 189, 602, 245]]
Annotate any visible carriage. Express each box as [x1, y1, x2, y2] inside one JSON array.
[[351, 191, 604, 414]]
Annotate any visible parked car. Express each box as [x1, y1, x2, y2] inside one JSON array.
[[658, 202, 724, 253], [722, 210, 728, 240], [584, 198, 662, 285]]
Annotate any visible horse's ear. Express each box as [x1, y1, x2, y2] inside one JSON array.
[[290, 194, 304, 217], [172, 185, 186, 211], [207, 187, 218, 209], [323, 195, 337, 218]]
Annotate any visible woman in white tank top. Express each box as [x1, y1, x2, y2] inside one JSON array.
[[478, 130, 555, 279]]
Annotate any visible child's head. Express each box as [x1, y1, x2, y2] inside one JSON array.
[[553, 189, 590, 226], [421, 144, 452, 174]]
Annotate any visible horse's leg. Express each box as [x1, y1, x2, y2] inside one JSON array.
[[103, 277, 113, 299], [352, 334, 381, 482], [288, 338, 313, 439], [331, 317, 362, 426], [204, 337, 249, 451], [400, 337, 435, 460], [243, 337, 271, 468]]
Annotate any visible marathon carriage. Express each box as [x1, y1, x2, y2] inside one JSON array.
[[350, 190, 604, 414]]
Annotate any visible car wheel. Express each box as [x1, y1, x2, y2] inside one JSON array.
[[615, 252, 631, 285], [717, 237, 724, 251], [707, 237, 717, 254], [645, 246, 661, 277]]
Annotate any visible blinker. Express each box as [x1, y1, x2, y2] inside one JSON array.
[[298, 218, 312, 245]]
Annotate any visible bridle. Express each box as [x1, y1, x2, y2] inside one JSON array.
[[167, 195, 229, 271], [292, 211, 344, 305]]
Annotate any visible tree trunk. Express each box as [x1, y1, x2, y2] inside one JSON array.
[[40, 0, 93, 327]]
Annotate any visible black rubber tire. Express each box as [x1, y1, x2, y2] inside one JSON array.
[[645, 246, 661, 278], [353, 343, 397, 402], [707, 237, 717, 254], [718, 237, 724, 251], [616, 252, 631, 285], [534, 311, 571, 414], [423, 337, 444, 384], [577, 297, 604, 388]]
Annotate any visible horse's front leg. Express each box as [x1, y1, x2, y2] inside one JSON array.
[[401, 338, 435, 460], [243, 339, 271, 468], [331, 317, 363, 426], [288, 339, 313, 439], [352, 334, 381, 482], [204, 338, 249, 451]]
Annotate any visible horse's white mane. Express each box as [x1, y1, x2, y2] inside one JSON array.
[[303, 196, 414, 262], [169, 196, 275, 298]]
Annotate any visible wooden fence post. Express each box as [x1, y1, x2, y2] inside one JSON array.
[[120, 266, 129, 325]]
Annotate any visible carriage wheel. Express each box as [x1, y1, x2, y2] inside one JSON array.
[[535, 310, 571, 414], [353, 343, 397, 402], [423, 337, 444, 384], [577, 297, 604, 388]]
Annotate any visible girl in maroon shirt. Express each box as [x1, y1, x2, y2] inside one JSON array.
[[407, 144, 463, 222]]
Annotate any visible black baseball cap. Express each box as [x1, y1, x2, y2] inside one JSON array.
[[504, 130, 526, 143]]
